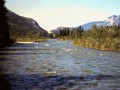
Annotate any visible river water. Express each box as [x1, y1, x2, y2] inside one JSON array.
[[0, 39, 120, 90]]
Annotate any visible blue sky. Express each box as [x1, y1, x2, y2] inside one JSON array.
[[6, 0, 120, 31]]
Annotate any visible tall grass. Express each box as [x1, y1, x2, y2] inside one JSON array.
[[73, 25, 120, 51], [10, 32, 48, 42], [73, 37, 120, 51]]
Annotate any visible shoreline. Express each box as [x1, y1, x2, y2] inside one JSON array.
[[73, 43, 120, 51], [16, 41, 35, 44], [58, 38, 120, 51], [15, 39, 48, 44]]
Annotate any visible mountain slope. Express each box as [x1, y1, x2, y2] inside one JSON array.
[[81, 21, 104, 30], [51, 15, 120, 35], [7, 10, 48, 36], [81, 15, 120, 30]]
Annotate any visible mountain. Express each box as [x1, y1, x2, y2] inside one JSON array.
[[81, 21, 104, 30], [7, 10, 48, 36], [106, 15, 120, 26], [51, 15, 120, 35], [81, 15, 120, 30]]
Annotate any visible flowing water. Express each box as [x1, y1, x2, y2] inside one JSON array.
[[0, 39, 120, 90]]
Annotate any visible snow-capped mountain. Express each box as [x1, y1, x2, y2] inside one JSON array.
[[106, 15, 120, 26], [81, 21, 104, 30], [81, 15, 120, 30], [51, 15, 120, 34]]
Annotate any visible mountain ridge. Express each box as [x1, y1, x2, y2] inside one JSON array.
[[7, 9, 48, 36], [51, 15, 120, 34], [81, 15, 120, 30]]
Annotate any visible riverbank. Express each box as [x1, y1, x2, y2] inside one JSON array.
[[16, 39, 47, 43], [13, 38, 48, 44], [57, 37, 120, 51], [73, 38, 120, 51], [57, 25, 120, 51], [10, 31, 48, 44]]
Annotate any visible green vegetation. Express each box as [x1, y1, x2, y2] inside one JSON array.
[[10, 31, 48, 42], [56, 25, 120, 51], [73, 25, 120, 51], [54, 26, 83, 39], [9, 22, 48, 42]]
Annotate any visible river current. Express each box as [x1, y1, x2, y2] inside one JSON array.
[[0, 39, 120, 90]]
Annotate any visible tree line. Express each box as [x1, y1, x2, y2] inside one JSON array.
[[54, 25, 120, 50], [54, 26, 84, 39]]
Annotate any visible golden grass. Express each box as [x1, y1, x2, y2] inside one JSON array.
[[73, 38, 120, 51]]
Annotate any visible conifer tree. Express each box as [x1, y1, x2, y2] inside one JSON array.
[[0, 0, 12, 47]]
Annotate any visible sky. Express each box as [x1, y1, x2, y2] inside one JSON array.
[[6, 0, 120, 31]]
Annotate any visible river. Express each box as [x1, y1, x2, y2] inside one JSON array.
[[0, 39, 120, 90]]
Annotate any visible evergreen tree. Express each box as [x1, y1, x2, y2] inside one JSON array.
[[66, 28, 70, 36], [59, 30, 62, 36], [0, 0, 13, 47], [91, 24, 98, 31]]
